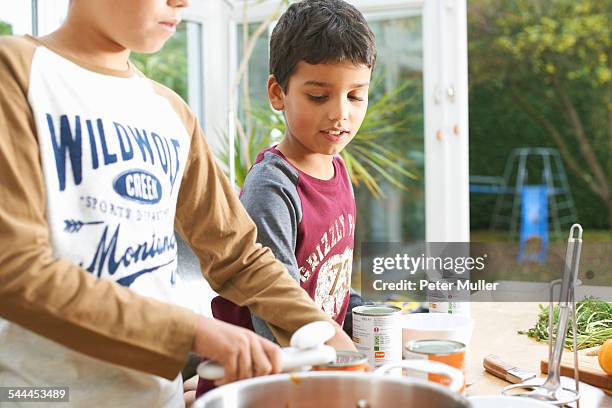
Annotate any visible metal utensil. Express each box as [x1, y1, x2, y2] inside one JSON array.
[[197, 321, 337, 380], [503, 224, 583, 406]]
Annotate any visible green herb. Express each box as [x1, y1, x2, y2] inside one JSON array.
[[518, 297, 612, 350]]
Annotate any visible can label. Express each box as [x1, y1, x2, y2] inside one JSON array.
[[352, 306, 402, 367], [402, 351, 429, 381], [427, 279, 471, 316], [404, 339, 466, 393], [428, 301, 470, 316]]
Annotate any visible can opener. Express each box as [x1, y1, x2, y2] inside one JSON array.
[[196, 321, 337, 380]]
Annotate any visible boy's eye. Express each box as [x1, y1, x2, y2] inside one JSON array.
[[307, 94, 328, 102], [349, 95, 365, 102]]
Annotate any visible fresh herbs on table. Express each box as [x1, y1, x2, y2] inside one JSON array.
[[519, 298, 612, 350]]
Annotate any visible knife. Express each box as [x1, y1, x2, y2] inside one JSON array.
[[483, 354, 537, 384]]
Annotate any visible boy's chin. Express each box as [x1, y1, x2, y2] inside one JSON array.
[[315, 145, 345, 156], [321, 140, 353, 156], [129, 39, 168, 54]]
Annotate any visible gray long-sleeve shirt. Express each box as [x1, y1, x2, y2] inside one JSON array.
[[240, 147, 358, 341]]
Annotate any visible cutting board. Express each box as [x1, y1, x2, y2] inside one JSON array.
[[541, 347, 611, 392]]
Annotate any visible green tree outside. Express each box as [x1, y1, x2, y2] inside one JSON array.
[[469, 0, 611, 233], [0, 20, 13, 36], [130, 22, 188, 102]]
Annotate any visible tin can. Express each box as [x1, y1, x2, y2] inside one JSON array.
[[352, 305, 402, 367], [404, 339, 466, 392], [313, 351, 368, 372], [427, 278, 471, 316]]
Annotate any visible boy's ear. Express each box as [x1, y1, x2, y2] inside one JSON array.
[[267, 75, 285, 111]]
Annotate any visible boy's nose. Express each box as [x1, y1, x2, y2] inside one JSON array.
[[168, 0, 192, 8], [328, 100, 350, 122]]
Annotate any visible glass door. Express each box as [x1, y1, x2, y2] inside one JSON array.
[[357, 11, 425, 244]]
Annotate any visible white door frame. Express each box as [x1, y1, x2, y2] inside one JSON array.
[[184, 1, 234, 163], [422, 0, 470, 242]]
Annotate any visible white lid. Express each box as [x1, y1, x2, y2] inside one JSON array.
[[290, 321, 335, 350]]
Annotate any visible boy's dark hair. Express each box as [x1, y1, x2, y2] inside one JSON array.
[[269, 0, 376, 92]]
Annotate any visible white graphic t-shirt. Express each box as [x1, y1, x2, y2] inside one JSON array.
[[2, 41, 190, 408]]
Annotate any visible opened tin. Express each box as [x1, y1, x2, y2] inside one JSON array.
[[313, 350, 368, 372], [405, 339, 466, 392]]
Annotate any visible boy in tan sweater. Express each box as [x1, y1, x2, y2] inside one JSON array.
[[0, 0, 352, 406]]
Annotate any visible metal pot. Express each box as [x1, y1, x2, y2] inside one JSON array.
[[193, 370, 471, 408]]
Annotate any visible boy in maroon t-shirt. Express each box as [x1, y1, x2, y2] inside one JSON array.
[[198, 0, 374, 394], [211, 0, 374, 342]]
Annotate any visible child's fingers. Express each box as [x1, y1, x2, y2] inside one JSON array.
[[261, 338, 283, 374], [237, 336, 253, 380], [221, 353, 238, 384], [250, 337, 273, 377]]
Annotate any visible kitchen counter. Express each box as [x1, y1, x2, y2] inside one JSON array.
[[465, 302, 611, 407], [466, 302, 547, 396]]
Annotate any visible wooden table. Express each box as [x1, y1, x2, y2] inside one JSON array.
[[466, 302, 548, 396], [465, 302, 612, 407]]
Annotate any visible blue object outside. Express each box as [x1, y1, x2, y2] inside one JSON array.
[[518, 185, 548, 263]]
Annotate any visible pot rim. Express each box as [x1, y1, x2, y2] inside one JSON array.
[[194, 371, 469, 407]]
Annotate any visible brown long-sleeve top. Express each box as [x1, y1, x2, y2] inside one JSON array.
[[0, 35, 329, 407]]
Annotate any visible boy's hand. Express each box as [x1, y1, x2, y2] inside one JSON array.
[[325, 321, 357, 352], [192, 315, 282, 385]]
